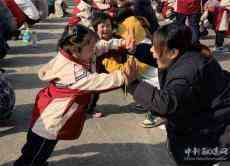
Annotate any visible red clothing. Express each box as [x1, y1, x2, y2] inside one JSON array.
[[3, 0, 27, 28], [31, 50, 125, 140], [175, 0, 201, 14], [31, 82, 90, 140], [214, 7, 230, 35]]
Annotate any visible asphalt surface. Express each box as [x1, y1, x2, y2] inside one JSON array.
[[0, 14, 229, 166]]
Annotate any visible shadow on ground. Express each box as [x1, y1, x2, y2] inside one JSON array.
[[34, 24, 66, 30], [6, 73, 47, 90], [1, 56, 52, 68], [41, 18, 68, 23], [0, 104, 33, 138], [1, 142, 175, 166], [95, 103, 144, 117], [0, 102, 142, 138], [37, 32, 62, 41], [8, 43, 57, 55], [216, 54, 230, 62]]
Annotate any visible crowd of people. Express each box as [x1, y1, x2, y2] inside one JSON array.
[[0, 0, 67, 58], [0, 0, 230, 166]]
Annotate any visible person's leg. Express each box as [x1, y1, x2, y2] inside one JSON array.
[[14, 129, 57, 166], [54, 0, 64, 17], [175, 13, 187, 25], [86, 93, 103, 118], [215, 31, 225, 47], [188, 13, 201, 44]]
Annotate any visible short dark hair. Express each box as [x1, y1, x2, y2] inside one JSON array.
[[92, 12, 112, 31]]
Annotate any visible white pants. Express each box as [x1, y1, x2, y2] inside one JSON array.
[[55, 0, 64, 17], [15, 0, 40, 20]]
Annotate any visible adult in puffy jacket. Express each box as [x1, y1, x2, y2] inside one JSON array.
[[134, 23, 230, 166]]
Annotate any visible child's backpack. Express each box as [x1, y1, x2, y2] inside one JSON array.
[[0, 69, 15, 120]]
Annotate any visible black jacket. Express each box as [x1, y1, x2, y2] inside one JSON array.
[[134, 50, 230, 164]]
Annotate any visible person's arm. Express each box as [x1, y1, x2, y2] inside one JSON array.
[[70, 69, 126, 92], [95, 39, 125, 56], [70, 58, 138, 92], [134, 76, 197, 117]]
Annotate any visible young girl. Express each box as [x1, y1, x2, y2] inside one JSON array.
[[13, 24, 137, 166]]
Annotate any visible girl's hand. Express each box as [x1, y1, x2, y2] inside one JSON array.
[[125, 37, 136, 50], [120, 38, 135, 50], [122, 56, 138, 85], [126, 28, 136, 52]]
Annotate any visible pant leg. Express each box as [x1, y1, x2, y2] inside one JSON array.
[[175, 13, 187, 25], [215, 31, 225, 47], [14, 129, 58, 166], [86, 93, 100, 114], [188, 13, 201, 44], [54, 0, 64, 17]]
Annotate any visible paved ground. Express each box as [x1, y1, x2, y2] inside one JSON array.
[[0, 15, 229, 166]]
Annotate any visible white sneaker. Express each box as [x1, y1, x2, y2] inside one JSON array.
[[213, 46, 230, 53]]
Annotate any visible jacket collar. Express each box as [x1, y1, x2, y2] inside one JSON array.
[[60, 49, 91, 70]]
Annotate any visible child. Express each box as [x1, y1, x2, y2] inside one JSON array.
[[85, 12, 131, 117], [201, 0, 230, 53], [70, 0, 113, 28], [92, 12, 163, 128], [13, 24, 137, 166]]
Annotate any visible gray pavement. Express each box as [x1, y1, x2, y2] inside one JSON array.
[[0, 17, 229, 166]]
